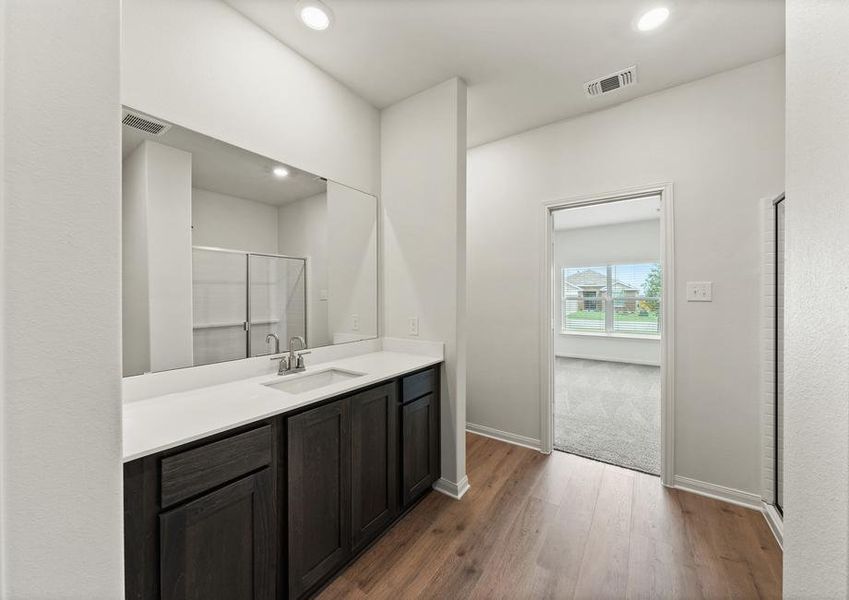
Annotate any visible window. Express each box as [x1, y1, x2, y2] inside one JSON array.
[[561, 263, 661, 337]]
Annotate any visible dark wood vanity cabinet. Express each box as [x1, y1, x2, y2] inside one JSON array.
[[287, 382, 398, 598], [400, 368, 441, 508], [286, 399, 351, 599], [350, 383, 398, 552], [124, 365, 439, 600], [124, 423, 279, 600], [160, 468, 276, 600]]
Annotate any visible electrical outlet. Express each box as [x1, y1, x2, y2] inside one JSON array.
[[408, 316, 419, 336], [686, 281, 712, 302], [352, 314, 360, 331]]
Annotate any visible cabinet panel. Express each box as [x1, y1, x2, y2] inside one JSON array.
[[287, 399, 351, 599], [160, 425, 272, 508], [350, 383, 398, 552], [160, 469, 276, 600], [401, 391, 440, 507]]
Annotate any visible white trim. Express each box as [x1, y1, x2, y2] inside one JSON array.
[[433, 475, 470, 500], [555, 353, 660, 367], [539, 182, 675, 486], [761, 501, 784, 549], [560, 331, 660, 341], [673, 475, 762, 510], [466, 423, 542, 452]]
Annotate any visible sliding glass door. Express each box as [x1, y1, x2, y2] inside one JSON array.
[[190, 246, 307, 368]]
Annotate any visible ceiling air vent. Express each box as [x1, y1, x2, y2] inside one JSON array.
[[585, 66, 638, 98], [121, 110, 172, 136]]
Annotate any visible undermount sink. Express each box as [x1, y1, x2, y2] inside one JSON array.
[[263, 368, 365, 395]]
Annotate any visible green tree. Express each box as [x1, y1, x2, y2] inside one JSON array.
[[641, 264, 662, 312]]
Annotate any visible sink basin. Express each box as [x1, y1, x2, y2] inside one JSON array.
[[263, 368, 365, 395]]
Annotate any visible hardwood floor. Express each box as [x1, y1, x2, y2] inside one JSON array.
[[317, 433, 782, 599]]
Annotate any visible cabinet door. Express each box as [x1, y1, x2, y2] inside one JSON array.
[[160, 468, 275, 600], [350, 383, 398, 552], [287, 399, 351, 599], [401, 391, 440, 507]]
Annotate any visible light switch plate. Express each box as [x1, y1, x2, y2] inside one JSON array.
[[408, 316, 419, 336], [686, 281, 712, 302]]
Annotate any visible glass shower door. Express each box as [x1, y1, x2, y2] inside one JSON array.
[[249, 254, 307, 357], [191, 247, 249, 367]]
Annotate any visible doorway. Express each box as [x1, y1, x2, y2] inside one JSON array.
[[540, 184, 674, 484]]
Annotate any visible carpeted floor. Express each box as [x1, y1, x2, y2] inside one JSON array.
[[554, 357, 660, 475]]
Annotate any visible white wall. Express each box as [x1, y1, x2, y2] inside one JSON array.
[[145, 142, 194, 372], [278, 193, 330, 347], [784, 2, 849, 596], [123, 144, 151, 376], [555, 219, 661, 365], [122, 0, 380, 195], [327, 182, 378, 344], [382, 78, 468, 492], [192, 187, 278, 254], [467, 56, 784, 495], [123, 141, 194, 375], [1, 0, 124, 596]]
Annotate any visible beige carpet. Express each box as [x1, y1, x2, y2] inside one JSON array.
[[554, 357, 660, 475]]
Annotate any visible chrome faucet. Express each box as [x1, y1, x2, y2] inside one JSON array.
[[265, 333, 280, 355], [271, 335, 310, 375]]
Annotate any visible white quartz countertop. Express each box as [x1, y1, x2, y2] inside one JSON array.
[[123, 350, 441, 462]]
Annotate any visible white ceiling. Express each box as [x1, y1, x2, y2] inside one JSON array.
[[223, 0, 785, 147], [553, 195, 661, 230], [122, 113, 327, 205]]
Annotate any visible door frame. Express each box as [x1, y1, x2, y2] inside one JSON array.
[[538, 182, 675, 486]]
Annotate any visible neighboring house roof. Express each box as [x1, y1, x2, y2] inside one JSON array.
[[565, 269, 638, 292]]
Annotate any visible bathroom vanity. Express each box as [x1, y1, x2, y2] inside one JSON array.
[[124, 354, 441, 600], [118, 104, 444, 599]]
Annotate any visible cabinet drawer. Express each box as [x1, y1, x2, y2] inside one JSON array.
[[402, 368, 437, 403], [160, 425, 272, 508]]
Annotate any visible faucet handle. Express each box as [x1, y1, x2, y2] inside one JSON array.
[[295, 350, 311, 369]]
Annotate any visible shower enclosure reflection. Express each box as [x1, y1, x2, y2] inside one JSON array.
[[191, 248, 307, 367], [121, 108, 378, 376]]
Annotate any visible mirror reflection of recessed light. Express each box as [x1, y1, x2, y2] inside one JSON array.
[[296, 0, 334, 31], [637, 6, 670, 32], [273, 166, 289, 178]]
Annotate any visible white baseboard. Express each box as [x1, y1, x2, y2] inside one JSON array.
[[433, 475, 470, 500], [761, 501, 783, 549], [672, 475, 762, 510], [466, 423, 542, 452]]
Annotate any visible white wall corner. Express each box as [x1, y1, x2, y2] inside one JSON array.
[[762, 502, 784, 549], [672, 476, 762, 511], [433, 475, 470, 501], [381, 76, 469, 498], [466, 423, 542, 452]]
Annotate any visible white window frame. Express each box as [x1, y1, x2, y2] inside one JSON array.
[[560, 263, 661, 337]]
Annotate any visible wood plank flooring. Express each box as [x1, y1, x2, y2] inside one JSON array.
[[317, 433, 782, 599]]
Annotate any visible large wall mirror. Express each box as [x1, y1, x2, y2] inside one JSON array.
[[121, 108, 378, 377]]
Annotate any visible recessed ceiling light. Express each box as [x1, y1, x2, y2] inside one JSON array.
[[273, 166, 289, 178], [296, 0, 333, 31], [637, 7, 670, 32]]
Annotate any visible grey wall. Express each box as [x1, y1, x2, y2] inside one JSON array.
[[784, 1, 849, 596], [382, 78, 468, 491], [1, 0, 124, 596], [467, 56, 784, 496]]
